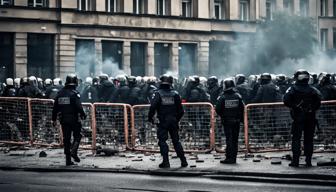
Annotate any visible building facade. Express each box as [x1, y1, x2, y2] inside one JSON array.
[[0, 0, 335, 80]]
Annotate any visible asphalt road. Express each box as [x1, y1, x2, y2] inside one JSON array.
[[0, 170, 335, 192]]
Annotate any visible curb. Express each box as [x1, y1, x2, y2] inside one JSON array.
[[0, 166, 335, 186]]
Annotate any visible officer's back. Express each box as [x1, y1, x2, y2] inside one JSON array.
[[52, 76, 84, 124], [149, 78, 184, 123]]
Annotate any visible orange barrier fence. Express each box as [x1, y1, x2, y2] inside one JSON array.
[[244, 100, 336, 153], [30, 99, 62, 147], [81, 103, 95, 150], [93, 103, 130, 151], [131, 103, 215, 152], [1, 97, 335, 154], [0, 97, 31, 145]]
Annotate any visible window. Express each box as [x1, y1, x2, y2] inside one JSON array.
[[28, 0, 49, 8], [266, 0, 275, 20], [320, 0, 327, 16], [320, 29, 328, 51], [333, 28, 336, 49], [334, 0, 336, 16], [0, 0, 14, 6], [240, 0, 249, 21], [106, 0, 121, 13], [133, 0, 146, 14], [214, 0, 222, 19], [182, 0, 192, 17], [78, 0, 92, 11], [300, 0, 309, 16], [283, 0, 293, 15], [157, 0, 166, 15]]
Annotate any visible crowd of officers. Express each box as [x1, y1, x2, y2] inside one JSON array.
[[1, 72, 336, 104], [0, 71, 334, 167]]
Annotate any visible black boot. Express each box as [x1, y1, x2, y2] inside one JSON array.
[[289, 155, 299, 167], [71, 141, 81, 163], [159, 156, 170, 168], [305, 156, 312, 167], [180, 156, 188, 167], [66, 155, 75, 166], [220, 158, 236, 164]]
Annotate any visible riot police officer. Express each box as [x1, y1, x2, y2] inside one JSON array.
[[52, 74, 86, 166], [206, 76, 222, 105], [252, 73, 281, 103], [2, 78, 17, 97], [284, 69, 321, 167], [215, 78, 245, 164], [148, 74, 188, 168]]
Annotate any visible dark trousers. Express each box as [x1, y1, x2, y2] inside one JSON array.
[[223, 121, 240, 160], [61, 123, 82, 155], [157, 119, 185, 160], [291, 118, 315, 162]]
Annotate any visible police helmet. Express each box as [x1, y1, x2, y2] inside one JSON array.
[[99, 74, 109, 82], [6, 78, 14, 86], [294, 69, 310, 83], [65, 74, 78, 86], [85, 77, 93, 85], [235, 74, 246, 85], [14, 78, 21, 87], [128, 76, 137, 85], [45, 78, 52, 86], [207, 76, 218, 86], [223, 78, 235, 91], [260, 73, 271, 80], [160, 74, 173, 85]]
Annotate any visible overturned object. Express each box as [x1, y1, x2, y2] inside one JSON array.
[[96, 146, 119, 156]]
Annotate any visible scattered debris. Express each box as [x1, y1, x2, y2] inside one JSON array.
[[253, 159, 261, 163], [39, 151, 47, 158], [196, 159, 204, 163]]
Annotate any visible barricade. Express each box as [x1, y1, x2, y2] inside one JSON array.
[[93, 103, 130, 151], [0, 97, 31, 145], [214, 114, 246, 153], [244, 101, 336, 153], [81, 103, 95, 150], [30, 99, 62, 147], [131, 103, 215, 152]]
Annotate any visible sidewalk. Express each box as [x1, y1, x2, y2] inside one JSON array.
[[0, 146, 335, 185]]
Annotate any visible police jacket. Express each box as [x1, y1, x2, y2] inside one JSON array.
[[98, 80, 115, 102], [207, 85, 222, 105], [283, 83, 321, 119], [253, 83, 281, 103], [112, 85, 130, 103], [52, 85, 86, 124], [215, 89, 245, 123], [317, 84, 336, 101], [1, 85, 17, 97], [148, 84, 184, 123], [81, 85, 98, 103]]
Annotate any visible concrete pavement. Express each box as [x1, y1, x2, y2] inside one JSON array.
[[0, 146, 335, 186]]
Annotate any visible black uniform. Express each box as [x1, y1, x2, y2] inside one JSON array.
[[215, 89, 245, 163], [98, 80, 115, 102], [253, 82, 281, 103], [81, 84, 98, 103], [148, 83, 187, 167], [284, 82, 321, 166], [52, 85, 86, 165], [1, 85, 17, 97]]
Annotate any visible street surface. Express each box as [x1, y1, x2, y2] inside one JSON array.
[[0, 170, 335, 192]]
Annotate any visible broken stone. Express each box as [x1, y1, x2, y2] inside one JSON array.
[[132, 158, 143, 162], [253, 159, 261, 162], [245, 154, 254, 158], [196, 159, 204, 163], [190, 165, 196, 168], [172, 155, 178, 159], [39, 151, 47, 158], [271, 158, 282, 165]]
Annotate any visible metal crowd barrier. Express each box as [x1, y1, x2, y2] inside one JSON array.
[[0, 97, 31, 145], [30, 99, 62, 147], [93, 103, 130, 151], [81, 103, 95, 150], [131, 103, 215, 152], [1, 97, 335, 154], [244, 101, 336, 153]]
